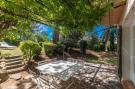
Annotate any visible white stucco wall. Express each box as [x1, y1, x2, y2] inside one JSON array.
[[122, 0, 135, 24], [122, 24, 131, 80], [122, 0, 135, 84]]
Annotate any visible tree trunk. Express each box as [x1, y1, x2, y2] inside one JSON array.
[[53, 30, 59, 44]]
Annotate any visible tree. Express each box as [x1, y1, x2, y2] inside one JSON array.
[[35, 33, 48, 42], [102, 27, 118, 51], [87, 34, 99, 50], [0, 0, 111, 34]]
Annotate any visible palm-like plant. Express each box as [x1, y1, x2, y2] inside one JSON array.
[[102, 27, 118, 51]]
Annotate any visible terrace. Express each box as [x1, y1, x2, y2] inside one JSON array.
[[1, 0, 134, 89]]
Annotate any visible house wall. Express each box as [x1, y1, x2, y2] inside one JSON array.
[[122, 0, 135, 84], [122, 0, 135, 23], [122, 21, 132, 80], [101, 1, 126, 26]]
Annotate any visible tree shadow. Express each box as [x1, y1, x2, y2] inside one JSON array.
[[0, 72, 9, 83], [60, 77, 97, 89], [16, 79, 37, 89], [60, 76, 123, 89]]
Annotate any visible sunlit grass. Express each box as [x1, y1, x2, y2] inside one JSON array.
[[0, 47, 118, 65], [86, 56, 118, 65], [0, 48, 22, 57]]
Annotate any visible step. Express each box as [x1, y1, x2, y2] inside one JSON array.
[[6, 60, 22, 66], [5, 55, 22, 59], [5, 58, 23, 62], [6, 64, 24, 70], [7, 66, 25, 74]]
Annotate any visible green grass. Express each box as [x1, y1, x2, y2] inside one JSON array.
[[0, 48, 22, 57], [86, 56, 118, 65], [0, 46, 45, 57], [0, 47, 118, 65]]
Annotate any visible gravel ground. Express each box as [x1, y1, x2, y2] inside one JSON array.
[[0, 62, 123, 89]]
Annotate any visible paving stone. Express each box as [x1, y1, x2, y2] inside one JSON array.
[[0, 63, 122, 89]]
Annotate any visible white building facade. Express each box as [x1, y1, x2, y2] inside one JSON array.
[[122, 0, 135, 84]]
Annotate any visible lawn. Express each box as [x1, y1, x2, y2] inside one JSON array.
[[0, 48, 22, 57], [0, 47, 45, 57], [86, 56, 118, 65], [0, 47, 118, 65]]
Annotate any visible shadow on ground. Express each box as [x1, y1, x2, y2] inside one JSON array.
[[0, 72, 9, 83], [16, 79, 37, 89], [60, 77, 123, 89]]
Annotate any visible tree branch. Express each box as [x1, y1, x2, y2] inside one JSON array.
[[35, 0, 50, 10], [0, 7, 49, 26]]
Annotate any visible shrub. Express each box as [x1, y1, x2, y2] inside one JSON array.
[[60, 38, 75, 52], [93, 44, 99, 51], [99, 42, 105, 51], [55, 43, 63, 54], [60, 30, 83, 49], [19, 40, 42, 61], [79, 39, 87, 54], [39, 42, 43, 47], [43, 42, 63, 57], [43, 42, 56, 57], [87, 39, 99, 50]]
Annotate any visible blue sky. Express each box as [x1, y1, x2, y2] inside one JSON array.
[[36, 24, 54, 40], [36, 24, 106, 40], [85, 25, 106, 39], [92, 25, 106, 38]]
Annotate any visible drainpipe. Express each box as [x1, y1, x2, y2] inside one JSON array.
[[118, 25, 122, 80]]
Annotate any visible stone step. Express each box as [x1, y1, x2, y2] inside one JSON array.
[[7, 66, 25, 74], [6, 60, 22, 66], [5, 58, 23, 62], [6, 64, 24, 70], [5, 55, 22, 59]]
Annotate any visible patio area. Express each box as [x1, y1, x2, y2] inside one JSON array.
[[0, 62, 122, 89]]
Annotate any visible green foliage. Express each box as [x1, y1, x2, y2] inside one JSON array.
[[35, 33, 48, 42], [86, 56, 118, 65], [0, 20, 37, 43], [0, 48, 22, 57], [55, 42, 63, 54], [0, 53, 11, 58], [0, 51, 2, 59], [60, 29, 83, 48], [87, 34, 99, 51], [43, 42, 56, 57], [43, 42, 63, 57], [38, 42, 43, 47], [62, 38, 75, 47], [0, 0, 111, 34], [102, 27, 118, 52], [19, 40, 42, 61], [99, 42, 106, 51], [79, 39, 87, 54], [2, 30, 20, 45]]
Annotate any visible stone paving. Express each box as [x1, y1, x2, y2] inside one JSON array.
[[73, 63, 122, 89], [0, 62, 122, 89]]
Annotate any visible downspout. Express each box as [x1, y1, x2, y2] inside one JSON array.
[[118, 25, 122, 80]]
